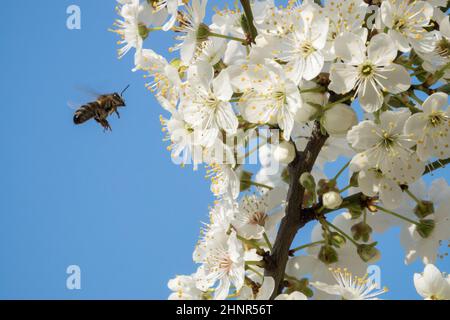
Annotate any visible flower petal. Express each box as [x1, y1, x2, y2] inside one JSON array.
[[333, 32, 366, 64], [368, 33, 398, 65], [329, 63, 359, 94], [358, 78, 384, 113], [374, 64, 410, 94], [422, 92, 448, 114]]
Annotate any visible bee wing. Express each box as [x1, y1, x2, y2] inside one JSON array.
[[67, 100, 82, 110], [74, 85, 102, 98]]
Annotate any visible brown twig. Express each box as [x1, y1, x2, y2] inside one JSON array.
[[264, 121, 328, 298], [240, 0, 258, 44]]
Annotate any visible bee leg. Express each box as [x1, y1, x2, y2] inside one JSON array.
[[115, 110, 120, 119], [103, 120, 112, 132], [96, 118, 112, 132]]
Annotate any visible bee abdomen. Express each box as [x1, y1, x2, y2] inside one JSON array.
[[73, 102, 99, 124]]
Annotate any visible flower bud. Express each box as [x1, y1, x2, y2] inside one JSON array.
[[357, 243, 380, 263], [295, 82, 325, 123], [347, 203, 363, 219], [295, 103, 320, 123], [300, 172, 316, 191], [318, 245, 339, 265], [322, 103, 357, 136], [273, 141, 296, 164], [322, 191, 343, 209], [416, 219, 435, 238], [351, 222, 372, 242], [414, 201, 434, 219], [330, 232, 346, 248]]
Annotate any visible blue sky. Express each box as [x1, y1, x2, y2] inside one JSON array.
[[0, 0, 448, 300]]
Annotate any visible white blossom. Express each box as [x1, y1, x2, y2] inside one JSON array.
[[347, 109, 425, 185], [311, 267, 388, 300], [405, 92, 450, 161], [414, 264, 450, 300], [380, 0, 436, 53], [329, 33, 410, 113]]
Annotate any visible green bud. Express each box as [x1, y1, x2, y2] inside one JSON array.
[[138, 23, 149, 40], [416, 219, 435, 238], [330, 232, 346, 248], [318, 245, 339, 265], [351, 221, 372, 243], [300, 172, 316, 191], [347, 203, 363, 219], [357, 242, 380, 263], [414, 201, 435, 219]]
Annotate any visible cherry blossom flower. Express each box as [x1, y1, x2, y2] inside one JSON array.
[[405, 92, 450, 162], [311, 267, 388, 300], [414, 264, 450, 300], [276, 9, 329, 83], [239, 60, 303, 140], [181, 62, 238, 143], [112, 0, 144, 58], [347, 109, 425, 185], [168, 274, 206, 300], [329, 33, 410, 113], [173, 0, 208, 64], [197, 230, 245, 300], [380, 0, 436, 53], [232, 188, 285, 240]]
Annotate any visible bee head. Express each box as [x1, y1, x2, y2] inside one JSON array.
[[112, 92, 126, 107], [113, 84, 130, 107]]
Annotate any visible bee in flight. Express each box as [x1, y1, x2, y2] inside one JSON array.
[[73, 85, 130, 131]]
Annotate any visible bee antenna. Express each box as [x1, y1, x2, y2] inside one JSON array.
[[120, 84, 130, 96]]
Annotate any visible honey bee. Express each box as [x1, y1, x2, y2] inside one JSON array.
[[73, 85, 130, 131]]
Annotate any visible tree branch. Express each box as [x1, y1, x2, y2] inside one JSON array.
[[264, 121, 328, 298], [240, 0, 258, 43]]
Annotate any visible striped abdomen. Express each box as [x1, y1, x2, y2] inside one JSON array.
[[73, 102, 100, 125]]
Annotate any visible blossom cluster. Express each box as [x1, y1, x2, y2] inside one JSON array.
[[112, 0, 450, 300]]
